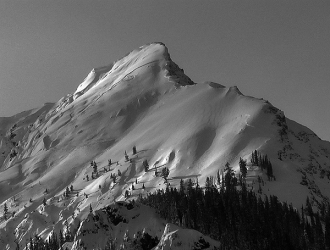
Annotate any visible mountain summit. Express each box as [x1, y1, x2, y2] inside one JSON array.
[[0, 43, 329, 249], [73, 43, 194, 100]]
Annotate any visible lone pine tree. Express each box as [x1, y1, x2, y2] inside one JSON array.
[[3, 203, 8, 220]]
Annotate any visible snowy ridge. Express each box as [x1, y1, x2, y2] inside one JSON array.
[[73, 43, 193, 101], [74, 64, 114, 100], [69, 201, 219, 250], [0, 43, 329, 249]]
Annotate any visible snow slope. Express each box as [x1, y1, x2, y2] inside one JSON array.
[[0, 42, 329, 249]]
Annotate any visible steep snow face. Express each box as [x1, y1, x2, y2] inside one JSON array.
[[0, 43, 329, 249], [0, 103, 54, 169]]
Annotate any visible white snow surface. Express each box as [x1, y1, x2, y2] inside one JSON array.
[[155, 223, 220, 250], [0, 42, 329, 249]]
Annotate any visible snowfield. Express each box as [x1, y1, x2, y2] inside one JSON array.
[[0, 43, 329, 249]]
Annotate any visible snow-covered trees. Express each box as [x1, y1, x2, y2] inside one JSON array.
[[119, 229, 158, 250], [24, 229, 73, 250], [251, 150, 274, 181]]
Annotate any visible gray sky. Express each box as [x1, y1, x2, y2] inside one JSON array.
[[0, 1, 329, 141]]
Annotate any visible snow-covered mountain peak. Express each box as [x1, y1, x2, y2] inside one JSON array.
[[0, 43, 329, 249], [73, 43, 194, 101]]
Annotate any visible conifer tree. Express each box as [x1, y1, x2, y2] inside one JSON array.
[[186, 179, 194, 195], [205, 177, 212, 191], [224, 162, 235, 190], [267, 162, 273, 181], [143, 160, 149, 172], [3, 203, 8, 220], [239, 157, 247, 179], [216, 170, 221, 187], [251, 151, 254, 164], [161, 167, 170, 182], [254, 150, 259, 165], [125, 151, 129, 162], [93, 162, 97, 173], [65, 187, 70, 197]]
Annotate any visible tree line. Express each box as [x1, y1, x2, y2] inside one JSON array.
[[139, 163, 330, 250]]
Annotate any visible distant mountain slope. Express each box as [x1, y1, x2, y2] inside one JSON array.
[[0, 43, 329, 249]]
